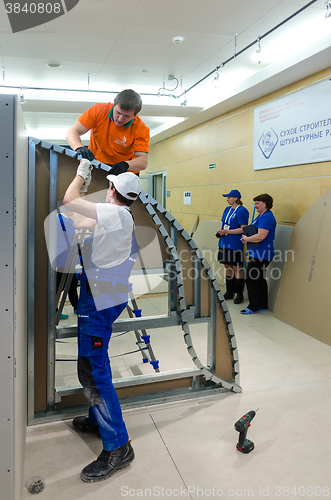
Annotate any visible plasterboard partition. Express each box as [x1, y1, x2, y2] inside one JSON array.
[[14, 97, 28, 500], [0, 95, 28, 500], [32, 148, 110, 413], [274, 188, 331, 345], [29, 143, 241, 421]]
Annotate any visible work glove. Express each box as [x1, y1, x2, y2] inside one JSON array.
[[75, 146, 95, 161], [76, 159, 93, 181], [110, 161, 129, 176], [80, 171, 92, 193]]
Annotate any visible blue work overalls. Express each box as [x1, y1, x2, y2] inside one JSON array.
[[77, 232, 139, 451]]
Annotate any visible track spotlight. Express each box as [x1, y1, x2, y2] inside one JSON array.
[[212, 69, 220, 88], [19, 86, 26, 104], [180, 91, 187, 107], [251, 38, 262, 63], [326, 0, 331, 18]]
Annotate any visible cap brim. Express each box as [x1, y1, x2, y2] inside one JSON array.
[[106, 174, 117, 183]]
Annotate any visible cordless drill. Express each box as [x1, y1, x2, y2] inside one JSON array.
[[234, 409, 258, 454]]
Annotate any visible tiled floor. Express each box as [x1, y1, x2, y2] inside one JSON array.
[[23, 297, 331, 500]]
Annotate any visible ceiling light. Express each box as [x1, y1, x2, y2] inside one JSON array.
[[251, 38, 262, 63], [19, 86, 26, 104], [212, 69, 220, 88], [326, 0, 331, 18], [180, 92, 187, 107], [47, 61, 62, 68]]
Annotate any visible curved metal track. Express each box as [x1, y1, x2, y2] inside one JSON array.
[[137, 190, 241, 392]]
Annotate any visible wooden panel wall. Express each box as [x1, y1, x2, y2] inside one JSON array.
[[148, 67, 331, 232]]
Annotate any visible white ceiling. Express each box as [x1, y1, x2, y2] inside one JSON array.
[[0, 0, 330, 145]]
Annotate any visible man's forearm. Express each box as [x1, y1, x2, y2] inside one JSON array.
[[66, 129, 84, 151], [126, 154, 148, 172], [63, 176, 97, 220], [63, 176, 84, 204]]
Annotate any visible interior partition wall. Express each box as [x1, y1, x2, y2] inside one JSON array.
[[0, 95, 28, 500], [27, 138, 241, 425]]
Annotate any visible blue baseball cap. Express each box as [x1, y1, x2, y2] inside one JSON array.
[[223, 189, 241, 199]]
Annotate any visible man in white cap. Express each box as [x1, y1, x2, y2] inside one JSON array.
[[63, 160, 141, 483]]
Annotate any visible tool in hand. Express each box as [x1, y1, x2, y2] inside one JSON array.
[[234, 409, 258, 454]]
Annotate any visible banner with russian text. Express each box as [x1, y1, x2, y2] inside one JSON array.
[[253, 79, 331, 170]]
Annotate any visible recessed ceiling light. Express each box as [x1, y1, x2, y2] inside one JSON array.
[[47, 61, 62, 68]]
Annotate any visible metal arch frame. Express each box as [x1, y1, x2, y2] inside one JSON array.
[[27, 138, 241, 424], [137, 191, 240, 391]]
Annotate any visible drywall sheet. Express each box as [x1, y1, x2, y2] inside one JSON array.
[[192, 220, 224, 287], [0, 95, 27, 500], [274, 188, 331, 344], [0, 94, 15, 500], [266, 224, 293, 313], [14, 100, 28, 500]]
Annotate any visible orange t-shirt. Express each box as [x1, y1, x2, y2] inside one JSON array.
[[78, 102, 150, 166]]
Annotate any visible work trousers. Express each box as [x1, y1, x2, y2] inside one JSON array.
[[56, 271, 78, 311], [245, 258, 271, 312], [77, 272, 129, 451]]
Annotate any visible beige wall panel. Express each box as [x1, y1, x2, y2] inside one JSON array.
[[165, 158, 215, 188], [149, 113, 253, 171], [212, 109, 253, 151], [320, 176, 331, 194], [239, 178, 321, 225], [149, 67, 331, 234], [320, 161, 331, 177], [163, 148, 254, 188], [171, 213, 199, 232], [253, 163, 321, 182], [149, 132, 204, 167], [171, 178, 326, 233], [167, 178, 328, 233]]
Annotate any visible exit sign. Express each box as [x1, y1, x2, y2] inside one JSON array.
[[209, 163, 216, 169]]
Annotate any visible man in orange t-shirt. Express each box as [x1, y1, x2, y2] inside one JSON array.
[[66, 89, 150, 175]]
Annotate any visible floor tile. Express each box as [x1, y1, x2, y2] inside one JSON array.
[[25, 292, 331, 499]]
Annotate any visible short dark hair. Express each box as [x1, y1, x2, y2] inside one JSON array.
[[111, 184, 134, 206], [114, 89, 142, 115], [253, 193, 273, 210]]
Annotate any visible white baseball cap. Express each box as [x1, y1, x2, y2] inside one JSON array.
[[106, 172, 142, 201]]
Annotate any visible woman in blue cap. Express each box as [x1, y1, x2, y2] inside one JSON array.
[[216, 189, 249, 304]]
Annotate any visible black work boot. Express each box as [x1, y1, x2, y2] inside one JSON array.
[[223, 276, 235, 300], [233, 278, 245, 304], [81, 441, 134, 483], [73, 416, 101, 439]]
